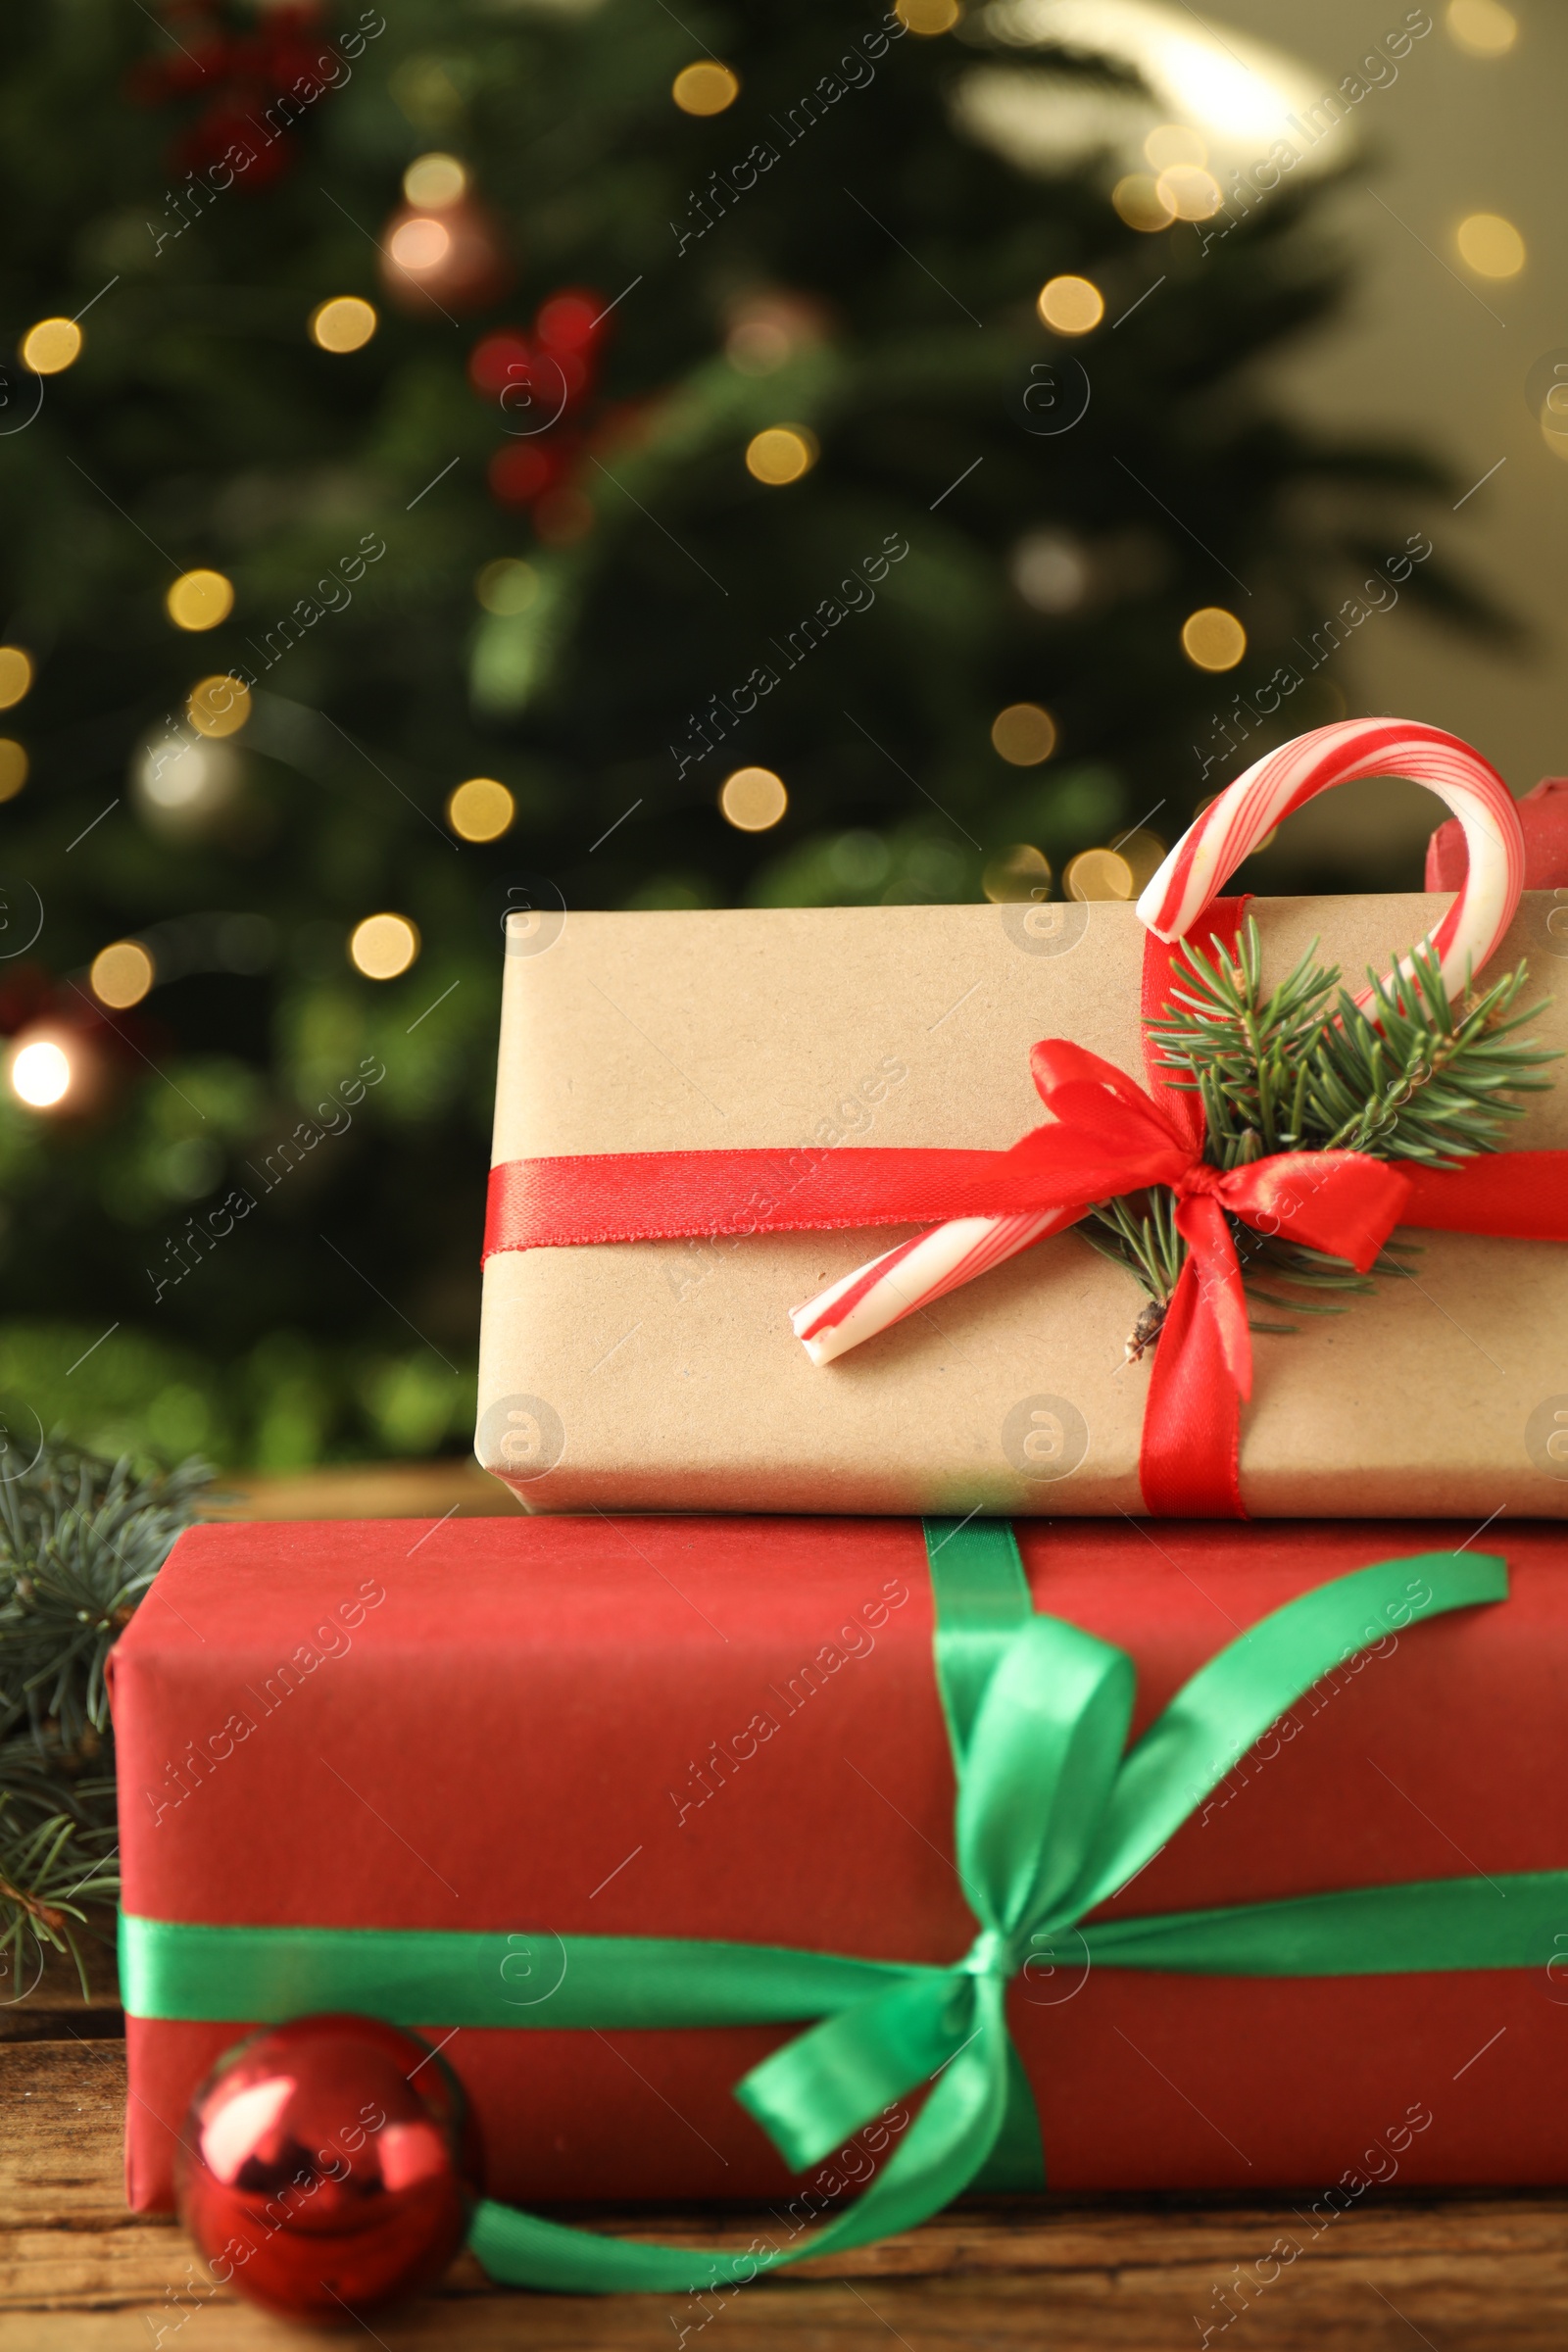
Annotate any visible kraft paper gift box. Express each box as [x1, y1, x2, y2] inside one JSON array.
[[116, 1510, 1568, 2214], [474, 893, 1568, 1517]]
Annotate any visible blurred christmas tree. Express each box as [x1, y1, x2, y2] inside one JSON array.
[[0, 0, 1497, 1468]]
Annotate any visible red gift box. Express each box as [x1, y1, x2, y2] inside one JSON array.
[[113, 1513, 1568, 2214]]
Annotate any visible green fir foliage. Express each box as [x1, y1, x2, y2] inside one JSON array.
[[1090, 920, 1557, 1330], [0, 1441, 211, 1993]]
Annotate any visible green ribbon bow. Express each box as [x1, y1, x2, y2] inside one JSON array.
[[122, 1526, 1568, 2297]]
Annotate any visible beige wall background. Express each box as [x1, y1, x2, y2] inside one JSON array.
[[1217, 0, 1566, 854]]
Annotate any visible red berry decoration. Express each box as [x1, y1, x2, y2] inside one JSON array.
[[175, 2013, 481, 2322]]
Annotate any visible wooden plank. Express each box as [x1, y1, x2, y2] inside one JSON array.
[[7, 2041, 1568, 2349], [201, 1459, 516, 1523]]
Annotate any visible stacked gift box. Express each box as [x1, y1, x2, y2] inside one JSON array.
[[112, 720, 1568, 2310]]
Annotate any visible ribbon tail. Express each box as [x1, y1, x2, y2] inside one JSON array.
[[735, 1971, 974, 2173], [467, 1979, 1015, 2296], [971, 2032, 1048, 2190], [1138, 1253, 1246, 1520]]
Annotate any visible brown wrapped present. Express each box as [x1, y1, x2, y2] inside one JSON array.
[[475, 882, 1568, 1519]]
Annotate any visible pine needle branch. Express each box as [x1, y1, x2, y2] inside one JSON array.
[[0, 1441, 214, 1994], [1095, 919, 1557, 1348]]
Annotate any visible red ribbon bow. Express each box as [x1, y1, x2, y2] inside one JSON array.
[[1015, 1037, 1410, 1513]]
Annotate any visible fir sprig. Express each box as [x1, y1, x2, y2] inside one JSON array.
[[1089, 920, 1557, 1340], [0, 1443, 213, 1995]]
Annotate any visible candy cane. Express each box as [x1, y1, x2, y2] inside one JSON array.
[[793, 717, 1526, 1366], [1137, 718, 1523, 1000]]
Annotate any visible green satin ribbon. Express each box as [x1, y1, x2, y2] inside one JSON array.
[[122, 1528, 1566, 2297]]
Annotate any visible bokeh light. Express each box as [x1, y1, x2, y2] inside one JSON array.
[[896, 0, 960, 30], [9, 1038, 72, 1109], [1180, 607, 1247, 670], [982, 844, 1052, 903], [448, 776, 515, 841], [718, 767, 788, 830], [672, 63, 739, 115], [1111, 827, 1167, 892], [1145, 124, 1206, 172], [403, 152, 467, 207], [1456, 212, 1525, 277], [990, 703, 1057, 765], [349, 913, 420, 979], [745, 426, 816, 485], [0, 741, 25, 802], [1446, 0, 1517, 54], [1065, 847, 1135, 902], [309, 296, 378, 353], [1112, 174, 1175, 232], [724, 292, 826, 376], [135, 736, 240, 823], [389, 217, 451, 271], [0, 648, 33, 710], [1155, 165, 1222, 221], [21, 318, 81, 374], [166, 569, 234, 632], [1011, 531, 1090, 614], [90, 939, 155, 1009], [1036, 275, 1103, 334], [187, 674, 251, 738], [474, 558, 538, 614]]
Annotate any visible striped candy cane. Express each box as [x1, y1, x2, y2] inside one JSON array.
[[792, 717, 1526, 1366]]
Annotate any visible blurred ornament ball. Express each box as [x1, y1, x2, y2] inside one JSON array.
[[175, 2013, 480, 2322], [380, 154, 510, 315]]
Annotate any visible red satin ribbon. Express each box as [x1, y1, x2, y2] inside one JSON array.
[[484, 900, 1567, 1518]]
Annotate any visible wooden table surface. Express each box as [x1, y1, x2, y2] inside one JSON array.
[[7, 1462, 1565, 2349], [8, 2027, 1568, 2352]]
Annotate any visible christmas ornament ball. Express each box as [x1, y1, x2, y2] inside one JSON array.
[[175, 2013, 481, 2322]]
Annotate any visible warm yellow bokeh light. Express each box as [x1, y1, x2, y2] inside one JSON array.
[[1145, 123, 1206, 172], [0, 648, 33, 710], [672, 62, 740, 115], [1112, 173, 1175, 232], [448, 776, 515, 842], [1155, 165, 1222, 221], [10, 1039, 72, 1109], [403, 151, 467, 208], [1180, 607, 1247, 671], [389, 217, 451, 271], [310, 296, 378, 353], [475, 558, 538, 615], [1447, 0, 1517, 54], [187, 674, 251, 738], [166, 569, 234, 632], [896, 0, 961, 30], [982, 843, 1052, 904], [1112, 828, 1167, 892], [1456, 212, 1525, 277], [21, 318, 81, 374], [1036, 275, 1103, 334], [718, 766, 788, 831], [745, 426, 816, 485], [349, 912, 420, 980], [990, 703, 1057, 766], [1065, 847, 1136, 903], [0, 741, 26, 803], [90, 940, 155, 1010]]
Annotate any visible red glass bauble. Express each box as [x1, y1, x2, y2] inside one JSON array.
[[175, 2013, 481, 2322]]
